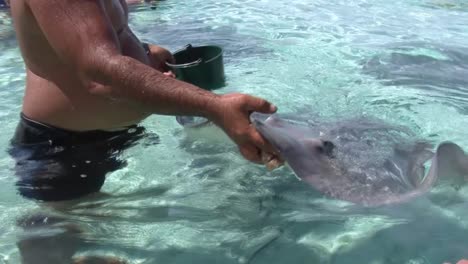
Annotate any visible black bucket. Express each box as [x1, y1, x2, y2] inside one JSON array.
[[166, 44, 225, 90]]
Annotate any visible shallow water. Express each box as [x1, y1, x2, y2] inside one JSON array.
[[1, 0, 468, 263]]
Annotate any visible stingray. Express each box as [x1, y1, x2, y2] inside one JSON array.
[[250, 112, 468, 207]]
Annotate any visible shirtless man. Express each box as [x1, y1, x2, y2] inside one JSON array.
[[8, 0, 280, 202]]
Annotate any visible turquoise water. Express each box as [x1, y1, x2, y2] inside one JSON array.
[[2, 0, 468, 263]]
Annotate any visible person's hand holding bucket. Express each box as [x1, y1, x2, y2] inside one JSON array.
[[166, 44, 225, 90], [144, 43, 176, 78]]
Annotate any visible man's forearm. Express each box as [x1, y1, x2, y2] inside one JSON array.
[[87, 54, 221, 118]]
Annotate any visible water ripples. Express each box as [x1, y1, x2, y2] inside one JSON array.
[[1, 0, 468, 263]]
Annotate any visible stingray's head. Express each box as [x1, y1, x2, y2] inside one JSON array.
[[290, 138, 337, 176], [251, 113, 337, 179]]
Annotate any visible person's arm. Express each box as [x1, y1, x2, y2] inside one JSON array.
[[27, 0, 220, 117], [26, 0, 279, 164]]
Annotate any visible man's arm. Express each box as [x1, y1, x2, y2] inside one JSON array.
[[26, 0, 279, 164], [27, 0, 220, 117]]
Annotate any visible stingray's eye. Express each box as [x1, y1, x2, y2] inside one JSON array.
[[322, 140, 335, 156], [323, 140, 334, 150], [304, 139, 334, 155]]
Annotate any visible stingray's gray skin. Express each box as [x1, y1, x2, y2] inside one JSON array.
[[250, 112, 468, 207]]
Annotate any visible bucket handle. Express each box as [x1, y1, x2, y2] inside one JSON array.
[[166, 44, 203, 68], [167, 58, 203, 68]]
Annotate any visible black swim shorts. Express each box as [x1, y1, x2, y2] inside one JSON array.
[[0, 0, 7, 9], [8, 113, 147, 202]]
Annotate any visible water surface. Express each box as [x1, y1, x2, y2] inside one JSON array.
[[1, 0, 468, 263]]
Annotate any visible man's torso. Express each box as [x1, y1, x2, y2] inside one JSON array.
[[11, 0, 151, 131]]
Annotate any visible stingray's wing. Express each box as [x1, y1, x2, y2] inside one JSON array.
[[385, 142, 434, 189], [423, 142, 468, 189], [345, 142, 468, 207]]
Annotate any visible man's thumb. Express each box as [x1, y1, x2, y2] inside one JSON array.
[[247, 96, 277, 113]]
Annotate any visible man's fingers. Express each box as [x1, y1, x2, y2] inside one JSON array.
[[261, 152, 284, 170], [160, 60, 174, 73], [261, 152, 284, 171], [163, 71, 176, 78], [266, 158, 284, 171], [167, 55, 176, 64], [245, 96, 277, 114], [249, 128, 277, 154], [239, 146, 262, 164], [261, 151, 273, 164]]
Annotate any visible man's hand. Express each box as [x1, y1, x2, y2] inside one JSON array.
[[209, 93, 283, 165], [147, 44, 175, 77], [262, 151, 284, 171]]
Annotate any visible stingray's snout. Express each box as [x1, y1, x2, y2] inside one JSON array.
[[251, 119, 268, 135]]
